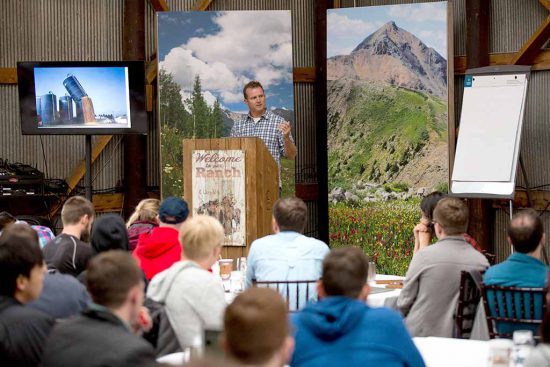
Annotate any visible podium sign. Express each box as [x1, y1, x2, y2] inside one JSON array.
[[191, 150, 246, 247]]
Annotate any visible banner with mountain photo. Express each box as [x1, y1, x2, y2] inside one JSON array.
[[157, 11, 294, 199], [327, 2, 451, 275]]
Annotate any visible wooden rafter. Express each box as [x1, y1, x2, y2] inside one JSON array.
[[540, 0, 550, 13], [193, 0, 214, 11], [454, 50, 550, 74], [293, 67, 315, 83], [146, 56, 158, 84], [511, 14, 550, 65], [148, 0, 169, 11], [66, 136, 113, 191], [0, 68, 17, 84]]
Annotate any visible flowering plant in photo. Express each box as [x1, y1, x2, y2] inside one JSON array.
[[329, 198, 420, 276]]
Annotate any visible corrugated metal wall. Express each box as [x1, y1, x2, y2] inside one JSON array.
[[0, 0, 126, 191], [2, 1, 549, 250]]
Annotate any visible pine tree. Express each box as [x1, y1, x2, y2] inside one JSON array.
[[188, 75, 210, 138], [158, 69, 189, 133], [212, 99, 224, 138]]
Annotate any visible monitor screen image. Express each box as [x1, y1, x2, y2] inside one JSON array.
[[18, 61, 147, 135]]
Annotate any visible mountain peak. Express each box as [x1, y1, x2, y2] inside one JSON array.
[[328, 21, 448, 97], [381, 20, 398, 31]]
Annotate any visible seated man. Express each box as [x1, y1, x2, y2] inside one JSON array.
[[291, 247, 424, 367], [147, 215, 226, 350], [397, 197, 489, 337], [222, 287, 294, 367], [134, 196, 189, 280], [0, 223, 54, 367], [41, 251, 155, 367], [43, 196, 95, 277], [483, 209, 548, 335], [245, 197, 329, 309]]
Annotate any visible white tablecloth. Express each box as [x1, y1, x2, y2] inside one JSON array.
[[413, 337, 489, 367], [367, 274, 404, 308]]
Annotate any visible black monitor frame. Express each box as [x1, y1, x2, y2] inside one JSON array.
[[17, 60, 147, 135]]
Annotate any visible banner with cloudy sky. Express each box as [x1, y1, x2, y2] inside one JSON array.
[[157, 11, 294, 198]]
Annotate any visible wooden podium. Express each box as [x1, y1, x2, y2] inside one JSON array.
[[183, 137, 278, 260]]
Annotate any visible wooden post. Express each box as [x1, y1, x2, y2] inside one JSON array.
[[315, 0, 329, 243], [465, 0, 493, 252], [123, 0, 147, 218]]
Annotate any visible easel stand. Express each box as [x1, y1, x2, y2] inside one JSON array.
[[85, 135, 92, 201]]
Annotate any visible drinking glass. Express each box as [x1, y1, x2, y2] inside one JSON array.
[[218, 259, 233, 280], [367, 261, 376, 286], [237, 257, 247, 273]]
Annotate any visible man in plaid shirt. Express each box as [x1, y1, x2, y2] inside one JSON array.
[[231, 81, 297, 188]]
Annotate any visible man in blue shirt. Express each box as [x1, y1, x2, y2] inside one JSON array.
[[483, 209, 548, 335], [290, 247, 425, 367], [245, 197, 329, 310]]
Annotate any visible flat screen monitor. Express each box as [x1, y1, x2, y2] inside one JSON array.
[[17, 61, 147, 135]]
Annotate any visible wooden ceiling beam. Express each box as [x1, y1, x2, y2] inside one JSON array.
[[454, 50, 550, 74], [511, 14, 550, 65], [540, 0, 550, 13], [148, 0, 169, 11], [193, 0, 214, 11], [0, 68, 17, 84]]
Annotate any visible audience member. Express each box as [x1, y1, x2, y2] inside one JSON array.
[[134, 196, 189, 280], [43, 196, 95, 276], [413, 192, 446, 253], [0, 223, 54, 367], [127, 198, 160, 251], [398, 197, 489, 337], [0, 211, 17, 234], [41, 251, 156, 367], [77, 213, 132, 285], [28, 268, 90, 319], [223, 287, 293, 367], [147, 215, 225, 350], [483, 209, 548, 335], [291, 247, 424, 367], [245, 197, 329, 309]]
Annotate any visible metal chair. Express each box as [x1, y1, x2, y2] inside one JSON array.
[[252, 279, 319, 312], [455, 270, 483, 339], [480, 283, 547, 340]]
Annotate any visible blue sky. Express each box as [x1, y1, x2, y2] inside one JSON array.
[[327, 2, 448, 59], [34, 66, 129, 115], [157, 11, 294, 112]]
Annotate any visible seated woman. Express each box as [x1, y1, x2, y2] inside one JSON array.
[[413, 192, 446, 253], [126, 198, 160, 251], [413, 192, 483, 254]]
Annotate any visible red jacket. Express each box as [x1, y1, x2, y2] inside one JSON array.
[[133, 227, 182, 280]]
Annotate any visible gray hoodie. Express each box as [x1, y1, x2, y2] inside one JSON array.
[[146, 260, 225, 349]]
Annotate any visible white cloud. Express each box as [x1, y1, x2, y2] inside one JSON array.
[[180, 90, 227, 112], [160, 47, 241, 92], [184, 11, 292, 72], [327, 12, 377, 38], [161, 11, 292, 106], [327, 12, 379, 57], [388, 3, 447, 22]]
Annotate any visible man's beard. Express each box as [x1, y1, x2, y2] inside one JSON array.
[[80, 227, 90, 243]]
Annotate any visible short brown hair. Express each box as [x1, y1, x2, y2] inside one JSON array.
[[243, 80, 264, 99], [61, 196, 95, 226], [224, 287, 288, 365], [0, 223, 43, 297], [322, 247, 368, 298], [179, 215, 224, 261], [273, 197, 307, 233], [508, 209, 544, 253], [86, 250, 142, 308], [432, 197, 468, 235]]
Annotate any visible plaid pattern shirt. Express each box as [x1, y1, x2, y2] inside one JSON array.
[[230, 110, 294, 169]]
